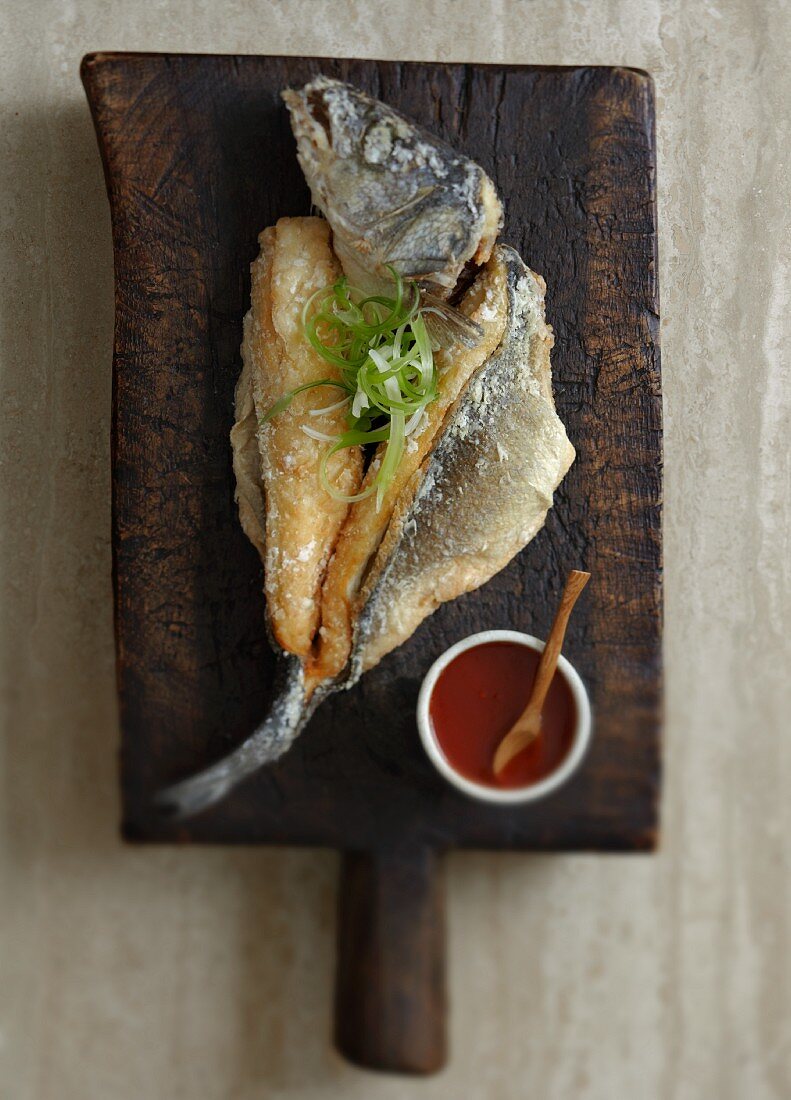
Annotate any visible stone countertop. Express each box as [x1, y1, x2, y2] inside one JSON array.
[[1, 2, 788, 1098]]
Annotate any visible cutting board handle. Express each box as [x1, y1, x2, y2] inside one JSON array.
[[335, 847, 446, 1074]]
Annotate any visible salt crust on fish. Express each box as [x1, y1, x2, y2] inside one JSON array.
[[283, 76, 503, 296]]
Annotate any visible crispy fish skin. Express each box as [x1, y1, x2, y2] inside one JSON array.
[[283, 76, 503, 296], [351, 245, 576, 675], [242, 217, 363, 657], [306, 249, 510, 688]]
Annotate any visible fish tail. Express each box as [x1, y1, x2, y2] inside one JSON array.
[[156, 655, 311, 819]]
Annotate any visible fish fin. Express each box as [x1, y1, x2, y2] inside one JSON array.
[[421, 292, 484, 348]]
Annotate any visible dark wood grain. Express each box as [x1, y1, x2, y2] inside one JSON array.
[[335, 848, 446, 1073], [81, 53, 661, 852]]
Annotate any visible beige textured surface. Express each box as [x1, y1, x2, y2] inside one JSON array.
[[1, 1, 789, 1097]]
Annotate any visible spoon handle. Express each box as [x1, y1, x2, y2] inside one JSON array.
[[529, 570, 590, 717], [493, 570, 590, 774]]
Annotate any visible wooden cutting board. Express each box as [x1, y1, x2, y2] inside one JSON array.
[[82, 53, 662, 1075]]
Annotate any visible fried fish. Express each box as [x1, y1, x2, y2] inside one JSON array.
[[283, 76, 503, 299], [160, 246, 574, 817]]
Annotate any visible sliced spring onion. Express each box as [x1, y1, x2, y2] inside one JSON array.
[[261, 267, 438, 509], [404, 406, 426, 436], [301, 424, 342, 443]]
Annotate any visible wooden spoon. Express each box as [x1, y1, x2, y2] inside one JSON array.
[[492, 570, 590, 776]]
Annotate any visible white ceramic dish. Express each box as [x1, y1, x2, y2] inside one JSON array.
[[416, 630, 592, 805]]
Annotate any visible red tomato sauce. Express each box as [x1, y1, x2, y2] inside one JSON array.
[[429, 642, 576, 789]]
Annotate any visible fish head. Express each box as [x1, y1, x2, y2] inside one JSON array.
[[283, 76, 503, 296]]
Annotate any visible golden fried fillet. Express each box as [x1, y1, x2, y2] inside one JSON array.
[[237, 216, 363, 656]]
